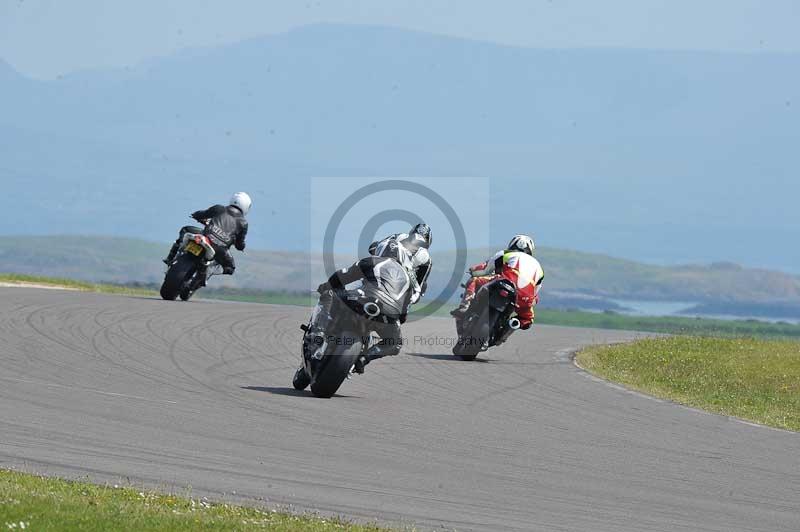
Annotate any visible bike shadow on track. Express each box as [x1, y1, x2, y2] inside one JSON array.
[[405, 352, 490, 363], [240, 386, 360, 399], [405, 352, 563, 367]]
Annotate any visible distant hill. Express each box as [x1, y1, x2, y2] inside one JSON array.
[[2, 236, 799, 318], [0, 24, 798, 270]]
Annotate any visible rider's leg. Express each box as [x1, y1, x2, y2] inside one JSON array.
[[515, 289, 536, 329], [215, 247, 236, 275], [451, 275, 493, 316], [355, 321, 403, 373]]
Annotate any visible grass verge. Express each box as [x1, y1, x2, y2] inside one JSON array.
[[0, 274, 155, 297], [0, 469, 390, 531], [577, 336, 800, 431]]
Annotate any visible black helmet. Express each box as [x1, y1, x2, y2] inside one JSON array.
[[409, 223, 432, 249]]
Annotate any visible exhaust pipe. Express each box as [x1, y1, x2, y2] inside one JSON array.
[[508, 317, 521, 330], [363, 302, 381, 317]]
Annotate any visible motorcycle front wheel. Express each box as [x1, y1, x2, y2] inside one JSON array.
[[310, 333, 362, 398], [293, 367, 311, 390]]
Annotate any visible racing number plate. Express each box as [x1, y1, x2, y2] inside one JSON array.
[[186, 241, 204, 256]]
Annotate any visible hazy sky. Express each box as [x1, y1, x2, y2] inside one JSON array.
[[1, 0, 799, 78]]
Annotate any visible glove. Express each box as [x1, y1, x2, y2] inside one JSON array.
[[317, 282, 331, 294]]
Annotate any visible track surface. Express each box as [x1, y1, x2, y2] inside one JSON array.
[[0, 288, 798, 531]]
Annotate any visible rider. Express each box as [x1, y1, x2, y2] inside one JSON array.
[[312, 242, 414, 374], [163, 192, 251, 275], [451, 234, 543, 330], [369, 223, 432, 305]]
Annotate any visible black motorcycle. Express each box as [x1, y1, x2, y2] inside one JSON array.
[[160, 229, 221, 301], [452, 276, 521, 360], [293, 290, 382, 398]]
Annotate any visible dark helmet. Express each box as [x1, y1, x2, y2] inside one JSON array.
[[409, 223, 432, 249]]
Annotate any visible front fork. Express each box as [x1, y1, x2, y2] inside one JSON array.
[[301, 297, 332, 367]]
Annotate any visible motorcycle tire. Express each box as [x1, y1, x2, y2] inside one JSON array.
[[310, 334, 361, 398], [456, 308, 492, 361], [293, 367, 311, 390], [160, 254, 197, 301]]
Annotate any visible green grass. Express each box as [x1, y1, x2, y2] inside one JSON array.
[[577, 336, 800, 431], [0, 469, 391, 531], [0, 274, 156, 297]]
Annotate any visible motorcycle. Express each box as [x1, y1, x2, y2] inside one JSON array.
[[160, 228, 222, 301], [452, 276, 521, 360], [293, 289, 382, 398]]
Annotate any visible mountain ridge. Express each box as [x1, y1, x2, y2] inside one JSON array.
[[0, 24, 797, 270]]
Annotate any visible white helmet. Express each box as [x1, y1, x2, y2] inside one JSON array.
[[229, 192, 252, 215], [508, 234, 535, 256]]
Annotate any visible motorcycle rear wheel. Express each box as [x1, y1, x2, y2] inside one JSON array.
[[455, 308, 492, 361], [160, 254, 197, 301]]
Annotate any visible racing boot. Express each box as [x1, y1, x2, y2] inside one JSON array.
[[163, 240, 180, 265], [352, 354, 369, 374], [355, 340, 400, 374], [450, 295, 473, 318]]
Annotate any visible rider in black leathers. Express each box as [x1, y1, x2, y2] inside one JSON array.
[[163, 193, 250, 274], [312, 243, 413, 374]]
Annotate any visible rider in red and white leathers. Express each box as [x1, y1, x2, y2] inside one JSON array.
[[451, 235, 543, 329]]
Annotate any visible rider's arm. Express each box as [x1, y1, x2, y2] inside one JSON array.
[[533, 268, 544, 304], [326, 259, 368, 290], [368, 234, 398, 256], [469, 250, 503, 277], [521, 267, 545, 327], [415, 251, 432, 297], [234, 219, 248, 251], [417, 263, 431, 297], [191, 204, 223, 221]]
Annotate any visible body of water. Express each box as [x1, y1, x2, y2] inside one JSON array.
[[607, 299, 800, 325]]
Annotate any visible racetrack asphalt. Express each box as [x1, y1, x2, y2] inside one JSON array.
[[0, 287, 797, 531]]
